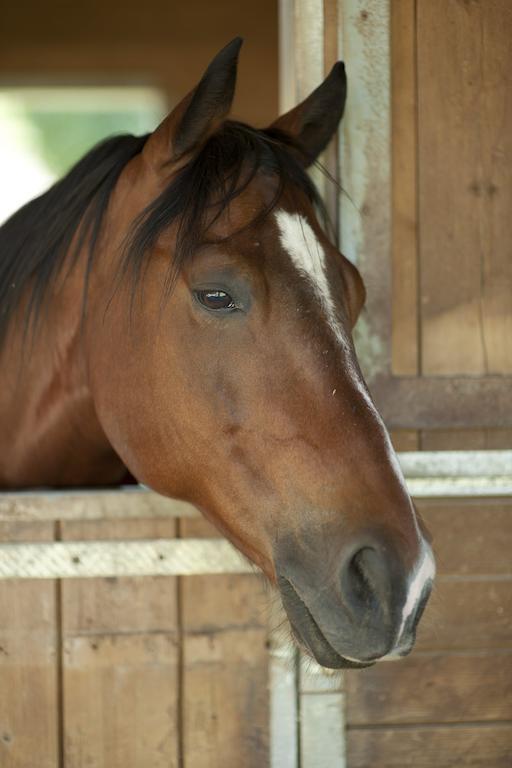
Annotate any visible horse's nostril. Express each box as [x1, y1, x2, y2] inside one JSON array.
[[343, 545, 392, 613], [348, 548, 376, 603]]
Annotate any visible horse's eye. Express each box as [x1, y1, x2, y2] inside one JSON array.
[[195, 289, 236, 311]]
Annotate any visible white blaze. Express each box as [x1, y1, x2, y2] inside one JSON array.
[[398, 547, 436, 641], [275, 208, 435, 661], [274, 209, 350, 353], [274, 208, 376, 413]]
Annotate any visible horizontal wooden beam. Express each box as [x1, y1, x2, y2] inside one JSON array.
[[0, 487, 198, 522], [373, 376, 512, 429]]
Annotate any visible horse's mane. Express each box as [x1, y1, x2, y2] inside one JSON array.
[[0, 121, 323, 348]]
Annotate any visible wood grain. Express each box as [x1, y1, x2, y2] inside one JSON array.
[[391, 0, 419, 376], [418, 0, 512, 375], [346, 650, 512, 726], [180, 516, 270, 768], [0, 521, 59, 768], [422, 429, 512, 451], [391, 429, 420, 452], [418, 498, 512, 576], [60, 518, 179, 768], [63, 633, 178, 768], [416, 579, 512, 652], [347, 723, 512, 768]]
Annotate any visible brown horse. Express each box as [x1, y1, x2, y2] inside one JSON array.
[[0, 39, 434, 668]]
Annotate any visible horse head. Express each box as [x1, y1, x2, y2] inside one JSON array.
[[82, 39, 435, 668]]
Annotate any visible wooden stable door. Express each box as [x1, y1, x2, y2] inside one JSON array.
[[341, 2, 512, 765], [388, 0, 512, 440]]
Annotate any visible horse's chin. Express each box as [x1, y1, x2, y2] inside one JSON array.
[[277, 576, 376, 670], [291, 626, 375, 670]]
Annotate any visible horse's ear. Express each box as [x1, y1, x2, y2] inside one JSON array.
[[269, 62, 347, 167], [341, 255, 366, 328], [144, 37, 243, 168]]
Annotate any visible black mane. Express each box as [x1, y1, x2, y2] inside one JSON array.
[[0, 121, 323, 348]]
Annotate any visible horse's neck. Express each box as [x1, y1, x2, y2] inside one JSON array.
[[0, 289, 126, 488]]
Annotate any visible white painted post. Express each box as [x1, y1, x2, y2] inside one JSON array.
[[299, 654, 346, 768], [270, 641, 299, 768]]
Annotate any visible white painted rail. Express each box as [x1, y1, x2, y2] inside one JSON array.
[[400, 450, 512, 497], [0, 538, 252, 580]]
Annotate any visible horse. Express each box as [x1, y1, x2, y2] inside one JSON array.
[[0, 38, 434, 669]]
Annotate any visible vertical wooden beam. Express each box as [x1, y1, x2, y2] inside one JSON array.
[[391, 0, 419, 376], [60, 518, 179, 768], [337, 0, 393, 382], [179, 517, 269, 768], [390, 0, 420, 450], [279, 0, 297, 112], [0, 521, 59, 768], [323, 0, 341, 236], [293, 0, 324, 100]]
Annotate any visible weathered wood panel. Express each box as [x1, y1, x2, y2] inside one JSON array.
[[346, 651, 512, 726], [63, 633, 178, 768], [0, 521, 59, 768], [345, 489, 512, 760], [417, 499, 512, 576], [180, 516, 270, 768], [347, 724, 512, 768], [422, 430, 512, 452], [416, 579, 511, 652], [60, 518, 179, 768], [418, 0, 512, 375]]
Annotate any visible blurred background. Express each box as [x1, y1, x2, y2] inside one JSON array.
[[0, 0, 278, 222]]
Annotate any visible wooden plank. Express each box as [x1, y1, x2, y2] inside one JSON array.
[[60, 519, 179, 634], [417, 499, 512, 576], [418, 0, 512, 375], [345, 650, 512, 726], [421, 430, 488, 452], [347, 723, 512, 768], [416, 579, 512, 652], [60, 518, 179, 768], [0, 488, 197, 522], [63, 633, 178, 768], [0, 521, 59, 768], [180, 516, 270, 768], [337, 0, 392, 383], [323, 0, 340, 233], [391, 0, 419, 376], [484, 429, 512, 449], [373, 374, 512, 429], [391, 429, 419, 452], [422, 429, 512, 451]]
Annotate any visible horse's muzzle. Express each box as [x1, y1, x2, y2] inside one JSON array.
[[275, 532, 434, 669]]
